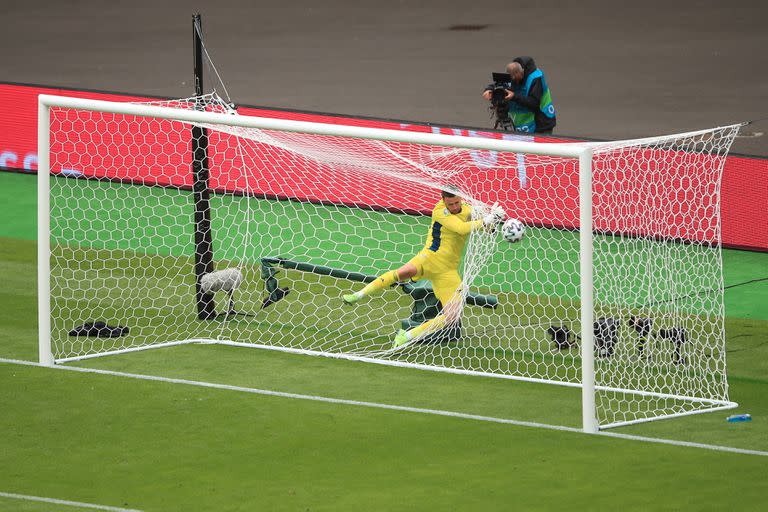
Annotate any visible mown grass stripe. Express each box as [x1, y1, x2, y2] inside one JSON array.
[[2, 357, 766, 457]]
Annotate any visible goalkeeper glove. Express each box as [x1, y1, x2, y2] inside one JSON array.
[[483, 203, 507, 227]]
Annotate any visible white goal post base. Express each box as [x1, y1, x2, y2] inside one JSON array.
[[52, 337, 738, 431], [38, 94, 740, 433]]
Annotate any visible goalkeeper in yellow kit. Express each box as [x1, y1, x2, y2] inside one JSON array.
[[343, 190, 506, 348]]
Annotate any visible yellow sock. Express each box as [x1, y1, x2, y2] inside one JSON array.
[[408, 314, 447, 339], [358, 270, 401, 298]]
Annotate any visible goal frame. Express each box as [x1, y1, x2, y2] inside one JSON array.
[[36, 94, 738, 432]]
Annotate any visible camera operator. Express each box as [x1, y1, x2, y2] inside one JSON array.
[[482, 56, 556, 134]]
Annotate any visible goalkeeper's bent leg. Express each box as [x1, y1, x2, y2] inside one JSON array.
[[395, 296, 460, 347], [393, 315, 447, 347], [344, 269, 401, 303], [408, 314, 447, 339]]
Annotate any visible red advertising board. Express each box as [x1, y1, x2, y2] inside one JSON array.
[[1, 82, 766, 250]]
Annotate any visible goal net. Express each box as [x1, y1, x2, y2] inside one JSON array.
[[39, 93, 740, 430]]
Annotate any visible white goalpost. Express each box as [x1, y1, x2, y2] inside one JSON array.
[[37, 93, 740, 432]]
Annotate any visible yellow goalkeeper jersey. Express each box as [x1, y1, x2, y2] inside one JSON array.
[[420, 200, 482, 272]]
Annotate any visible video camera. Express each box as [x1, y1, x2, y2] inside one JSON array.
[[488, 72, 514, 131], [490, 72, 512, 103]]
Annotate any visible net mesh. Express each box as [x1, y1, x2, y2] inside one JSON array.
[[46, 94, 739, 427]]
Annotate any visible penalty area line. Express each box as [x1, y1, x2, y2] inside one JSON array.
[[0, 491, 143, 512], [2, 357, 767, 458]]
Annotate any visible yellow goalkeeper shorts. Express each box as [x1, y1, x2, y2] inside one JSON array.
[[406, 251, 462, 307]]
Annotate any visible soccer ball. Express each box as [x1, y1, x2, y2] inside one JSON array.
[[501, 218, 525, 243]]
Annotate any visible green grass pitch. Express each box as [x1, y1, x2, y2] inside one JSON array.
[[1, 172, 767, 511]]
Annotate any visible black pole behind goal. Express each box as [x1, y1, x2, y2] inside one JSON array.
[[191, 13, 217, 320]]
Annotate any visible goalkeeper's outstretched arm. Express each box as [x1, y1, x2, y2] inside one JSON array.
[[437, 204, 506, 235], [440, 214, 482, 235]]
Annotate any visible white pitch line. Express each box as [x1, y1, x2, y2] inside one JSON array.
[[2, 357, 767, 457], [0, 491, 143, 512]]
